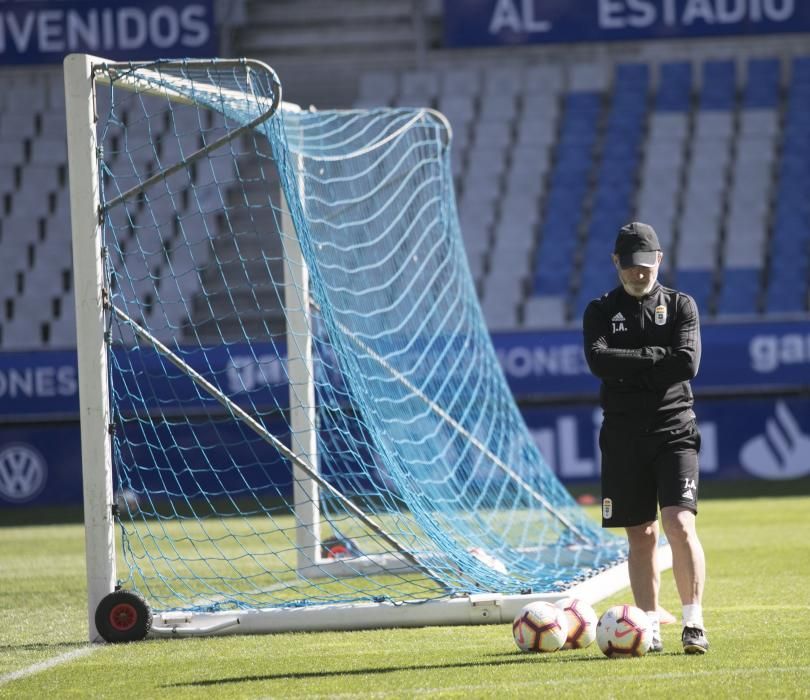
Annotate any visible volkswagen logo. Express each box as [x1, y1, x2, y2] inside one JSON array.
[[0, 444, 48, 503]]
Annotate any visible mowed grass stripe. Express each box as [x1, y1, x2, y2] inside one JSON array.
[[0, 494, 808, 698], [298, 665, 810, 699]]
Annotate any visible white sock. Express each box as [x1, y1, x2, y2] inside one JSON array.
[[646, 610, 660, 638], [682, 603, 704, 629]]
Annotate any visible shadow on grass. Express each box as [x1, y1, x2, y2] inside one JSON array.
[[0, 505, 84, 528], [165, 652, 608, 688]]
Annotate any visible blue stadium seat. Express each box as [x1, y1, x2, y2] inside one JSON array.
[[700, 60, 736, 110], [787, 78, 810, 99], [743, 57, 781, 108], [656, 62, 692, 112], [780, 148, 810, 166], [771, 227, 810, 259], [565, 92, 602, 113], [575, 268, 618, 317], [554, 162, 591, 184], [602, 131, 641, 152], [533, 274, 570, 296], [615, 63, 650, 89], [556, 143, 594, 161], [579, 253, 612, 279], [782, 115, 810, 138], [595, 164, 635, 186], [533, 253, 574, 294], [782, 128, 810, 151], [605, 113, 644, 136], [545, 183, 588, 209], [588, 216, 626, 239], [716, 268, 760, 315], [611, 85, 648, 102], [673, 270, 713, 314], [791, 56, 810, 83], [609, 94, 646, 122], [777, 196, 810, 220], [788, 91, 810, 113], [597, 194, 633, 214], [765, 272, 808, 313], [537, 217, 580, 246]]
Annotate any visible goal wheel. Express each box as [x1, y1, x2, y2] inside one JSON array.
[[95, 590, 152, 643], [321, 537, 360, 559]]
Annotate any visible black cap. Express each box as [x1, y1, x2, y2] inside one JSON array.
[[614, 222, 661, 269]]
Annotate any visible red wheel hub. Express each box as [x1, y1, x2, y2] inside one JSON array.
[[109, 603, 137, 631]]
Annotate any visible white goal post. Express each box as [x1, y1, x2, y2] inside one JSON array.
[[64, 53, 668, 642]]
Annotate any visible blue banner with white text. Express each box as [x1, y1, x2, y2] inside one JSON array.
[[1, 320, 808, 419], [2, 394, 808, 506], [0, 0, 217, 65], [1, 319, 809, 506], [493, 320, 810, 397], [443, 0, 810, 48]]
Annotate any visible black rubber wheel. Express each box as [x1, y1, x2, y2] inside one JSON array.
[[95, 590, 152, 643]]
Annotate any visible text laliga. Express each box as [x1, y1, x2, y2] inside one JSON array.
[[599, 0, 795, 28]]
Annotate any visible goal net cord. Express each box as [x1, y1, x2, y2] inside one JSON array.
[[91, 59, 626, 614]]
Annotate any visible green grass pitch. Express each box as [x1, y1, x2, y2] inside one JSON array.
[[1, 493, 809, 699]]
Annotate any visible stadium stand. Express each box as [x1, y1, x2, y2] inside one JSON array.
[[370, 52, 802, 328], [2, 14, 810, 348], [767, 56, 810, 314]]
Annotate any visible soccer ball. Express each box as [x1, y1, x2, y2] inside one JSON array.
[[596, 604, 653, 658], [512, 601, 568, 653], [115, 487, 140, 515], [555, 597, 598, 649]]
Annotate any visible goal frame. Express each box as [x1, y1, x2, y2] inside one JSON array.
[[64, 53, 662, 642]]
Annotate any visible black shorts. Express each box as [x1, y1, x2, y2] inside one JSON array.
[[599, 419, 701, 528]]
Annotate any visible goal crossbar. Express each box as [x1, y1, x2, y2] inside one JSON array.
[[96, 59, 284, 212]]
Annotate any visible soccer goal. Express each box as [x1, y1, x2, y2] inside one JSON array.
[[64, 53, 660, 643]]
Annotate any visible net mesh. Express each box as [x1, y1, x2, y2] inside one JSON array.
[[92, 59, 626, 614]]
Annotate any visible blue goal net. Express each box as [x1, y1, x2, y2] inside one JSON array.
[[88, 59, 626, 615]]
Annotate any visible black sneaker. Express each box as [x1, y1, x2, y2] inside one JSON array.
[[682, 626, 709, 654]]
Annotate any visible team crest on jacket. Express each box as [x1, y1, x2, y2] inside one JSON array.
[[654, 305, 667, 325]]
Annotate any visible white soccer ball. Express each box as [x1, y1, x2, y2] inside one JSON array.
[[555, 597, 598, 649], [596, 604, 653, 658], [115, 487, 140, 515], [512, 601, 568, 653]]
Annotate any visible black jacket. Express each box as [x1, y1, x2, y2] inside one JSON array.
[[582, 282, 701, 432]]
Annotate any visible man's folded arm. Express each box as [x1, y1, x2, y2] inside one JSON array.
[[583, 303, 669, 381]]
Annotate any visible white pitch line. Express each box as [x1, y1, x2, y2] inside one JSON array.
[[0, 646, 98, 687]]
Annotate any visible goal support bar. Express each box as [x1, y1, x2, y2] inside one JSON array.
[[147, 545, 671, 637]]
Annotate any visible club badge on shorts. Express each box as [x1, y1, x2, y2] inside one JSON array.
[[654, 305, 667, 325], [602, 498, 613, 520]]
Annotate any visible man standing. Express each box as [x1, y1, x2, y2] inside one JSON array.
[[582, 221, 709, 655]]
